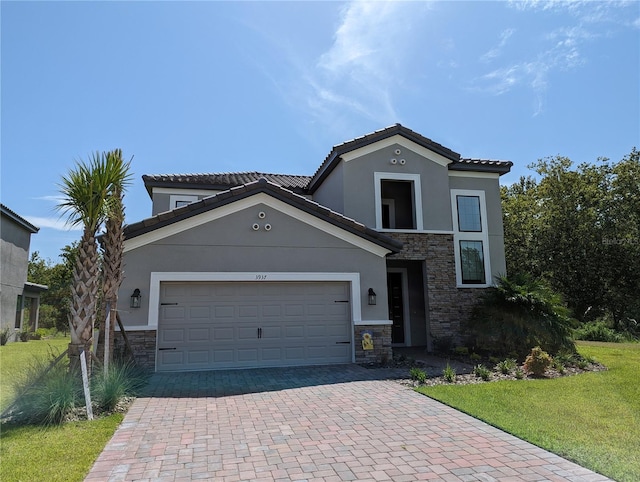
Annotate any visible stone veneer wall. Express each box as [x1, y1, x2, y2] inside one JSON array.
[[387, 233, 484, 345], [114, 329, 156, 370], [354, 324, 392, 364]]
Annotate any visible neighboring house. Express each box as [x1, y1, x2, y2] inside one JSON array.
[[1, 204, 47, 341], [117, 124, 512, 371]]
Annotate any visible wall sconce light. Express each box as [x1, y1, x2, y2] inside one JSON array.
[[368, 288, 377, 305], [130, 289, 142, 308]]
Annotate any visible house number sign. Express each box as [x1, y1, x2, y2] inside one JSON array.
[[255, 274, 267, 280]]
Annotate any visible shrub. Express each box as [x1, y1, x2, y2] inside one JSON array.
[[474, 364, 491, 381], [409, 367, 426, 383], [432, 336, 453, 354], [497, 358, 517, 374], [470, 353, 482, 362], [19, 330, 31, 342], [574, 320, 626, 343], [515, 367, 525, 379], [453, 346, 469, 356], [0, 327, 10, 346], [443, 363, 456, 383], [524, 346, 552, 377], [467, 274, 576, 357], [92, 362, 147, 412]]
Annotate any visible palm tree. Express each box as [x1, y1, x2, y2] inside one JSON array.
[[58, 152, 130, 373], [99, 149, 131, 368]]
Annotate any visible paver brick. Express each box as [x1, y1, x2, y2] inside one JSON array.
[[84, 365, 612, 481]]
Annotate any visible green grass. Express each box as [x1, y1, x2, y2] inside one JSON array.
[[417, 342, 640, 482], [0, 337, 70, 410], [0, 414, 123, 482], [0, 337, 124, 482]]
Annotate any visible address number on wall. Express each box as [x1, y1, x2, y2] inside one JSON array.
[[255, 274, 268, 280]]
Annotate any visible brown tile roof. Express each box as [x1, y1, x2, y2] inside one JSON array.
[[143, 172, 311, 196], [142, 125, 512, 197], [308, 124, 462, 192], [450, 158, 513, 174], [125, 178, 403, 253]]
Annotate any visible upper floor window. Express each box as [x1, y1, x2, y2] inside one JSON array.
[[375, 172, 423, 231], [169, 195, 198, 210], [456, 195, 482, 232], [451, 190, 490, 287]]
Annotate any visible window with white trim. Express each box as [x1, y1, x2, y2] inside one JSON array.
[[451, 190, 491, 286], [375, 172, 423, 231], [169, 195, 198, 210]]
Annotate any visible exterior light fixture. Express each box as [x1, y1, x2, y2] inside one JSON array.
[[130, 289, 142, 308], [368, 288, 377, 305]]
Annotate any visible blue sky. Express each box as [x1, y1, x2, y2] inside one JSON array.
[[2, 1, 639, 262]]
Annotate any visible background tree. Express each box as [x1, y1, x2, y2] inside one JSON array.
[[502, 149, 640, 332], [27, 244, 77, 334]]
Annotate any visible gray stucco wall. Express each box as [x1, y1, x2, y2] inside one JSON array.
[[448, 175, 507, 280], [312, 162, 344, 215], [339, 143, 453, 231], [118, 202, 390, 328], [1, 215, 32, 331]]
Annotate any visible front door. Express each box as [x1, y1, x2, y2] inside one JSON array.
[[387, 272, 405, 344]]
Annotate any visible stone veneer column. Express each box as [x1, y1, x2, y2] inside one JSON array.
[[386, 233, 484, 346], [114, 330, 156, 370], [353, 324, 392, 364]]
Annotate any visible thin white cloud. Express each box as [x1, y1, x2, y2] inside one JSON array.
[[305, 1, 430, 128], [471, 1, 635, 116], [24, 216, 81, 232], [480, 28, 516, 63], [32, 195, 64, 202]]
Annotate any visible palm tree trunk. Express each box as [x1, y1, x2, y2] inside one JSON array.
[[68, 227, 99, 374], [100, 183, 125, 368]]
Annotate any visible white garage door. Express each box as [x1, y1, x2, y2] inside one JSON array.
[[157, 281, 352, 371]]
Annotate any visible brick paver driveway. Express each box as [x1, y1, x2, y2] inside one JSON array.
[[86, 365, 610, 481]]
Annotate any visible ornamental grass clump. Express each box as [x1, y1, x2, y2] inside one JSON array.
[[92, 362, 147, 412], [409, 367, 427, 384], [496, 358, 517, 374], [524, 346, 552, 377], [443, 363, 456, 383], [474, 364, 492, 381], [11, 354, 80, 425]]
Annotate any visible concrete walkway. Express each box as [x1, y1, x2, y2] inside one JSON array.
[[85, 365, 610, 481]]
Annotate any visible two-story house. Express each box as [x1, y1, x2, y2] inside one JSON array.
[[117, 124, 512, 371], [1, 204, 47, 341]]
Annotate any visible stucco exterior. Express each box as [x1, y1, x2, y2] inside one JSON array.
[[120, 124, 512, 370], [1, 205, 43, 340]]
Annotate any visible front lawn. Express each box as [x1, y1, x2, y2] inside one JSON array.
[[0, 337, 123, 482], [417, 342, 640, 482]]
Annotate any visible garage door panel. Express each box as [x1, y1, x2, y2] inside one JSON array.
[[214, 305, 235, 318], [283, 325, 304, 338], [189, 306, 210, 319], [161, 329, 185, 343], [237, 348, 259, 362], [187, 328, 209, 341], [239, 305, 259, 318], [163, 306, 186, 319], [262, 305, 282, 317], [158, 281, 352, 371], [187, 350, 209, 364], [262, 326, 282, 338]]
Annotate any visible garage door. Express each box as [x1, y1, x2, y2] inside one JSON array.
[[157, 281, 352, 371]]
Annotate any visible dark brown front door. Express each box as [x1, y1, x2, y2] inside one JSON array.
[[387, 272, 405, 344]]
